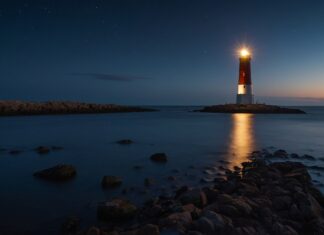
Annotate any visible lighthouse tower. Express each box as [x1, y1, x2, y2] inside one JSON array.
[[236, 48, 254, 104]]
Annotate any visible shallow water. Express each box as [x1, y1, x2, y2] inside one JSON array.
[[0, 106, 324, 234]]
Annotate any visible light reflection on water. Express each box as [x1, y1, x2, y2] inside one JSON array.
[[226, 113, 256, 169]]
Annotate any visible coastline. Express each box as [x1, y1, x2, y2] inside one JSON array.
[[0, 100, 156, 116], [196, 104, 306, 114], [59, 149, 324, 235]]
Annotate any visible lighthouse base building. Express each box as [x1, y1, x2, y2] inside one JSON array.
[[236, 87, 254, 104], [236, 48, 254, 105]]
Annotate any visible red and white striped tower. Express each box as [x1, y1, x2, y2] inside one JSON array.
[[236, 48, 254, 104]]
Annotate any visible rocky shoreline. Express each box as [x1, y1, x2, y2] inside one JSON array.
[[59, 149, 324, 235], [0, 101, 155, 116], [196, 104, 306, 114]]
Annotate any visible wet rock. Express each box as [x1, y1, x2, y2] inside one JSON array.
[[175, 186, 189, 198], [61, 216, 80, 234], [9, 149, 22, 155], [117, 139, 134, 145], [290, 153, 300, 159], [97, 198, 137, 221], [101, 176, 123, 188], [162, 211, 192, 227], [273, 149, 288, 158], [144, 177, 155, 187], [167, 176, 177, 181], [86, 226, 101, 235], [179, 189, 207, 207], [150, 153, 168, 163], [302, 154, 316, 160], [35, 146, 50, 154], [136, 224, 159, 235], [133, 165, 143, 170], [33, 164, 76, 181]]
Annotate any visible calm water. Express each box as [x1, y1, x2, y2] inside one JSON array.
[[0, 106, 324, 234]]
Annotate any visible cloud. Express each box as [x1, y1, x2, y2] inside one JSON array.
[[70, 73, 151, 82]]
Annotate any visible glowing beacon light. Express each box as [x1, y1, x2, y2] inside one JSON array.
[[236, 47, 254, 104]]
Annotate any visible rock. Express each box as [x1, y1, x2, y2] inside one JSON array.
[[101, 176, 122, 188], [290, 153, 300, 159], [133, 165, 143, 170], [9, 149, 22, 155], [33, 164, 76, 181], [167, 176, 177, 181], [86, 226, 101, 235], [97, 198, 137, 221], [301, 154, 316, 160], [0, 100, 156, 116], [179, 189, 207, 207], [163, 211, 192, 227], [61, 216, 79, 233], [187, 231, 203, 235], [150, 153, 168, 163], [35, 146, 50, 154], [136, 224, 159, 235], [117, 139, 133, 145], [175, 186, 189, 198], [144, 177, 155, 187], [193, 216, 216, 234], [273, 149, 288, 158]]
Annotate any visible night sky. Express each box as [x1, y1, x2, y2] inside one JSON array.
[[1, 0, 324, 105]]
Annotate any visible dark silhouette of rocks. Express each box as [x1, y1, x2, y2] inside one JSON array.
[[97, 198, 137, 221], [77, 151, 324, 235], [33, 164, 76, 181], [116, 139, 134, 145], [0, 100, 156, 116], [196, 104, 306, 114], [101, 175, 123, 188], [35, 146, 50, 154], [150, 153, 168, 163]]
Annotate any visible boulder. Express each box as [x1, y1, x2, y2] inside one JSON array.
[[61, 216, 79, 233], [97, 198, 137, 221], [179, 189, 207, 207], [33, 164, 76, 181], [150, 153, 168, 163], [136, 224, 159, 235], [273, 149, 288, 158], [144, 177, 155, 187], [117, 139, 134, 145], [101, 176, 122, 188], [86, 227, 101, 235], [35, 146, 50, 154]]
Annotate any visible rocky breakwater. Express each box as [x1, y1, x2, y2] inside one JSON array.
[[0, 100, 156, 116], [196, 104, 306, 114], [71, 157, 324, 235]]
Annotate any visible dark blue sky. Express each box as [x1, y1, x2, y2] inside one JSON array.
[[1, 0, 324, 105]]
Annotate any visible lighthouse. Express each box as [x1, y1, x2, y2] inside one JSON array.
[[236, 48, 254, 104]]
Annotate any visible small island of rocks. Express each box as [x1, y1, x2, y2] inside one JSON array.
[[0, 100, 156, 116], [196, 104, 306, 114]]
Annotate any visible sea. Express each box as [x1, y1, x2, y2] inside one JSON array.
[[0, 106, 323, 234]]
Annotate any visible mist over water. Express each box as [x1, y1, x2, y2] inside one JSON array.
[[0, 106, 324, 234]]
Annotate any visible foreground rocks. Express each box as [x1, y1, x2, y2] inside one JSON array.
[[76, 153, 324, 235], [150, 153, 168, 163], [102, 176, 123, 188], [196, 104, 306, 114], [34, 164, 76, 181], [0, 100, 156, 116]]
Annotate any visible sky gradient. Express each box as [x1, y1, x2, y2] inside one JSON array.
[[1, 0, 324, 105]]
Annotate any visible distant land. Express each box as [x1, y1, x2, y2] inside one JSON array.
[[0, 101, 155, 116], [196, 104, 306, 114]]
